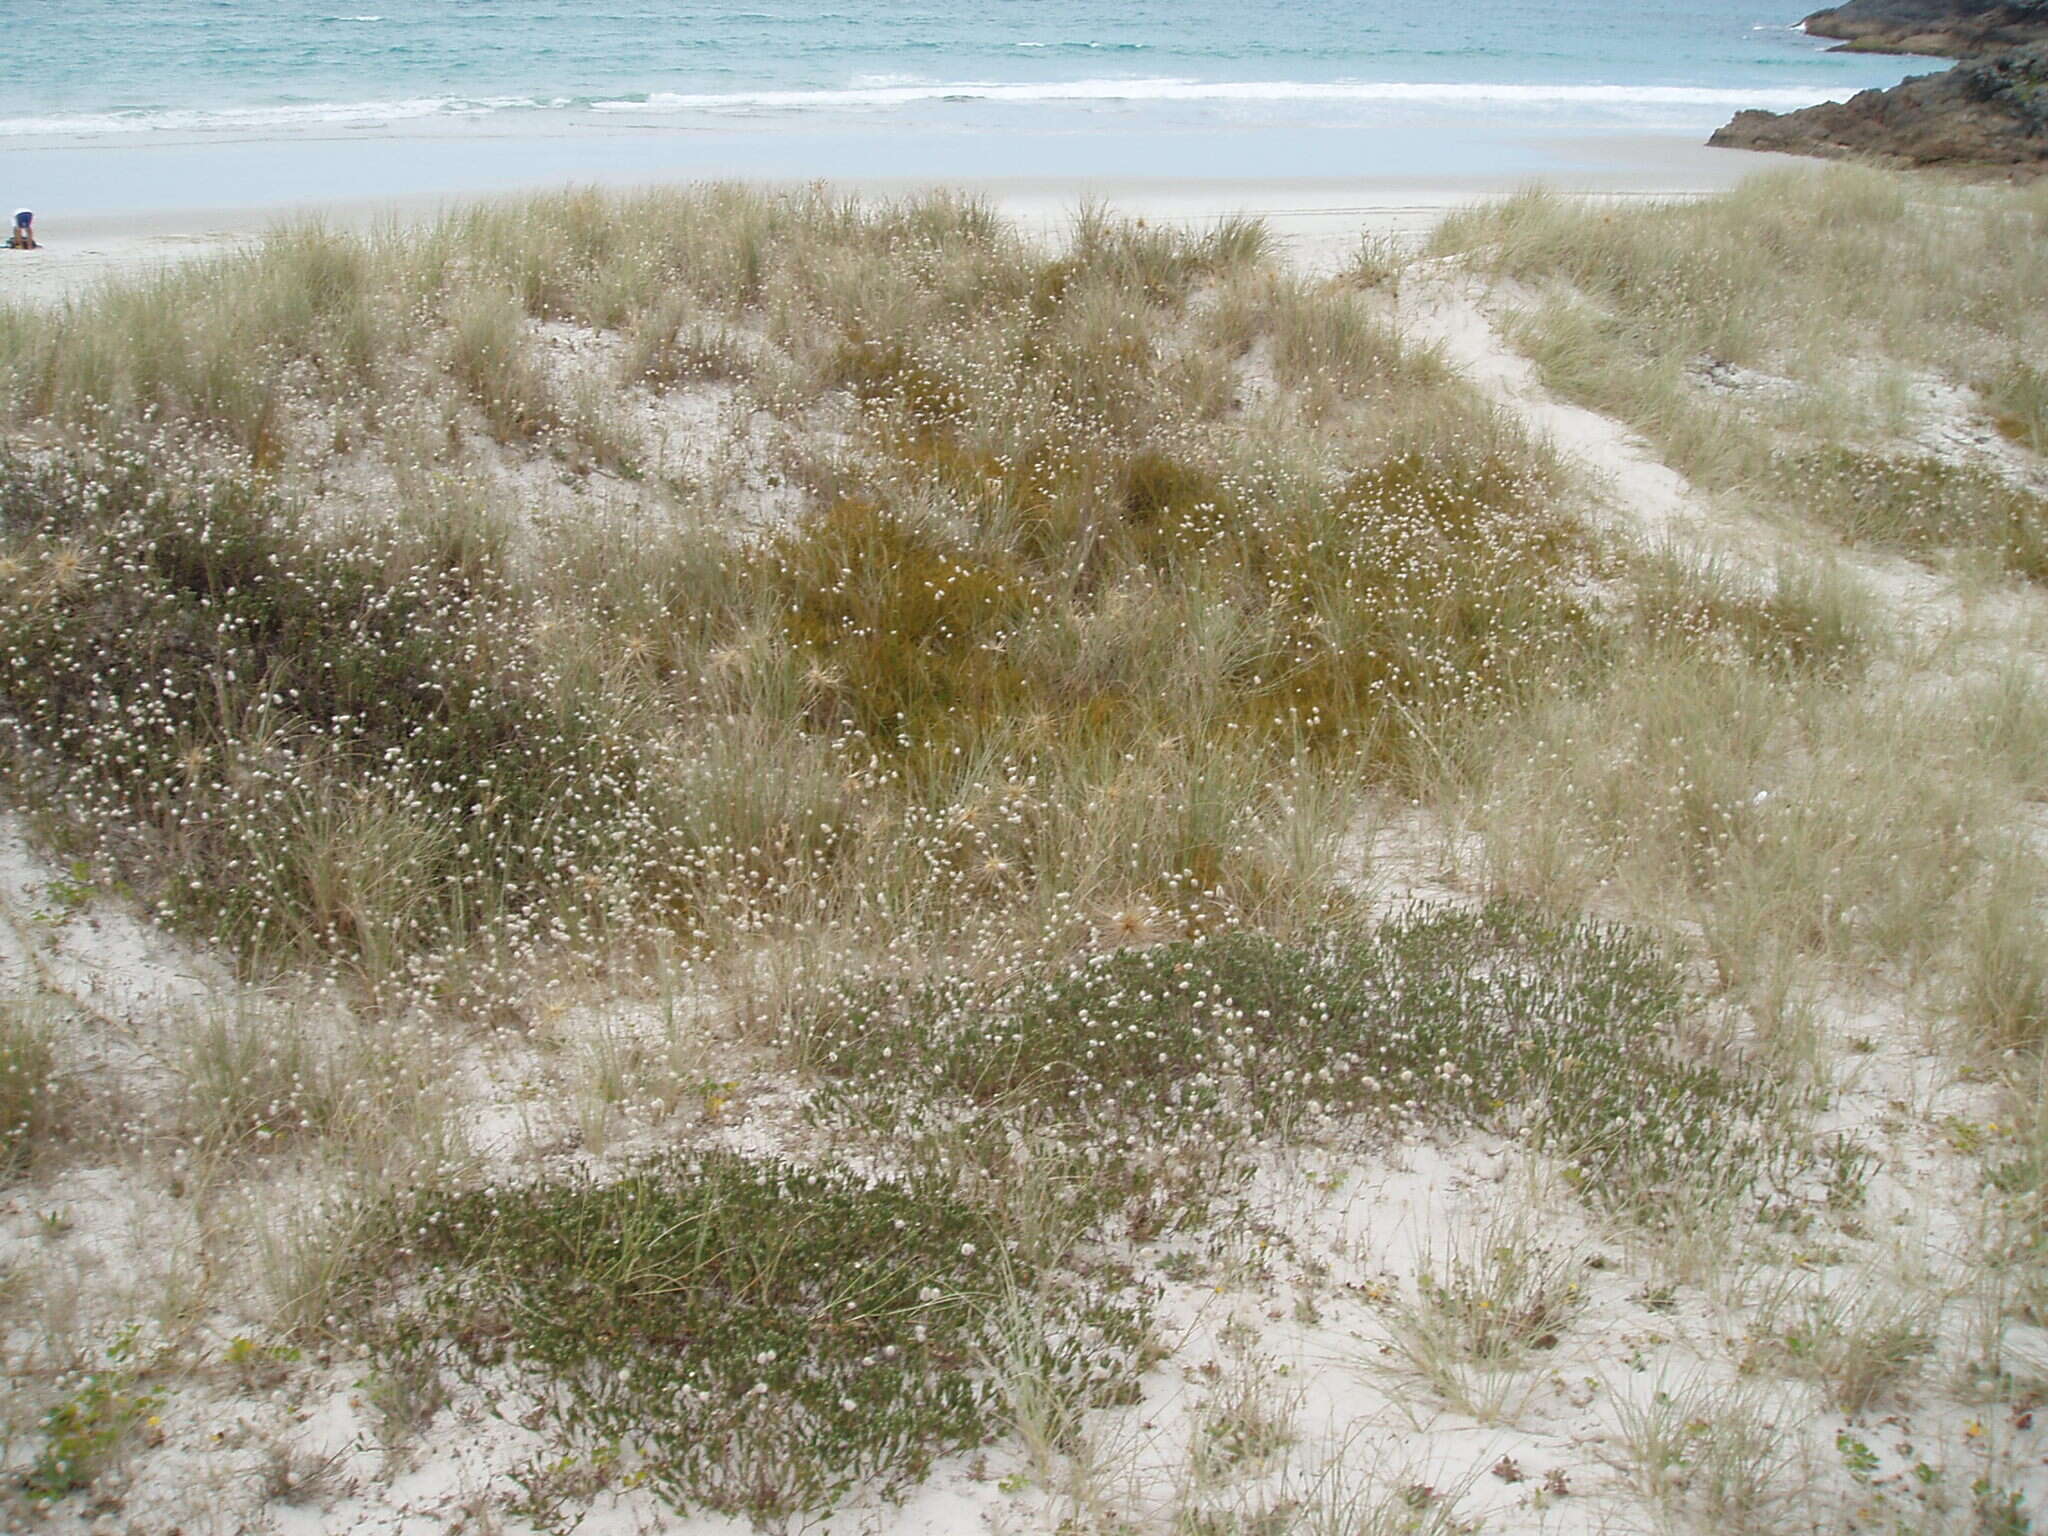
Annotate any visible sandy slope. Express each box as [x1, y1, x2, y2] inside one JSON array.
[[5, 170, 2045, 1535]]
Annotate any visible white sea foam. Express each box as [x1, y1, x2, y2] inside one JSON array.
[[0, 76, 1847, 140], [0, 95, 554, 138], [588, 77, 1844, 112]]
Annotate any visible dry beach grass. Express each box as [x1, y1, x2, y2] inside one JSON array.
[[0, 171, 2044, 1533]]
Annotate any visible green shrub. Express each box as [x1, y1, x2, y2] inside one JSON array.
[[801, 904, 1767, 1229], [366, 1151, 1147, 1520], [0, 448, 635, 983]]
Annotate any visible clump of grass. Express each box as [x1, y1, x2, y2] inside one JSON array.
[[799, 904, 1768, 1230], [774, 444, 1584, 774], [1629, 548, 1870, 679], [260, 1194, 392, 1340], [1052, 204, 1271, 303], [1436, 169, 2036, 379], [1215, 452, 1585, 748], [446, 286, 559, 443], [1443, 645, 2017, 1009], [361, 1151, 1148, 1522], [1406, 1234, 1583, 1366], [1766, 448, 2048, 582], [176, 1005, 337, 1152], [1343, 231, 1407, 290], [1270, 283, 1424, 400], [0, 997, 61, 1179], [1955, 864, 2048, 1056], [1984, 357, 2047, 454], [1981, 1066, 2048, 1344], [1615, 1379, 1809, 1531], [771, 497, 1039, 753], [1277, 1448, 1479, 1536], [1744, 1280, 1936, 1414], [1185, 1333, 1299, 1484], [619, 293, 753, 389], [979, 1276, 1109, 1484], [1377, 1215, 1587, 1420], [360, 1352, 448, 1453]]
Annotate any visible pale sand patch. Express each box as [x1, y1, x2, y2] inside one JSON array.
[[1396, 264, 1711, 546], [0, 204, 273, 311], [0, 233, 246, 311]]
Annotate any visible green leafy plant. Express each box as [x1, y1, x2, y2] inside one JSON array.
[[1835, 1431, 1878, 1481], [21, 1331, 161, 1503], [801, 904, 1768, 1230], [363, 1151, 1148, 1521]]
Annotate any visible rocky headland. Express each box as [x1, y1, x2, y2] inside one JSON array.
[[1710, 38, 2047, 172], [1801, 0, 2048, 57]]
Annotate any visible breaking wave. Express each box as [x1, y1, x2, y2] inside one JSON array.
[[0, 76, 1849, 139]]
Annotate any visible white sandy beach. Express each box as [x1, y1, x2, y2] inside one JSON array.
[[1, 135, 1813, 309]]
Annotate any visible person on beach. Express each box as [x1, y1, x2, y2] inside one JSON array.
[[7, 211, 34, 250]]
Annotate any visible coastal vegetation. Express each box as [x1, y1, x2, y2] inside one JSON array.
[[1436, 169, 2048, 570], [0, 170, 2045, 1532]]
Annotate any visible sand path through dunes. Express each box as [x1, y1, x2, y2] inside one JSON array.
[[1396, 263, 1703, 543], [1393, 260, 1963, 626]]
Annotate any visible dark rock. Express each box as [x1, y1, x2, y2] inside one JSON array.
[[1708, 41, 2048, 172], [1801, 0, 2048, 58]]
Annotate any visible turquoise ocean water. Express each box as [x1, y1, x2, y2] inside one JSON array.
[[3, 1, 1938, 214]]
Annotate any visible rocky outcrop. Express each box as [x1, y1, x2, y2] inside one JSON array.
[[1801, 0, 2048, 57], [1709, 42, 2048, 171]]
